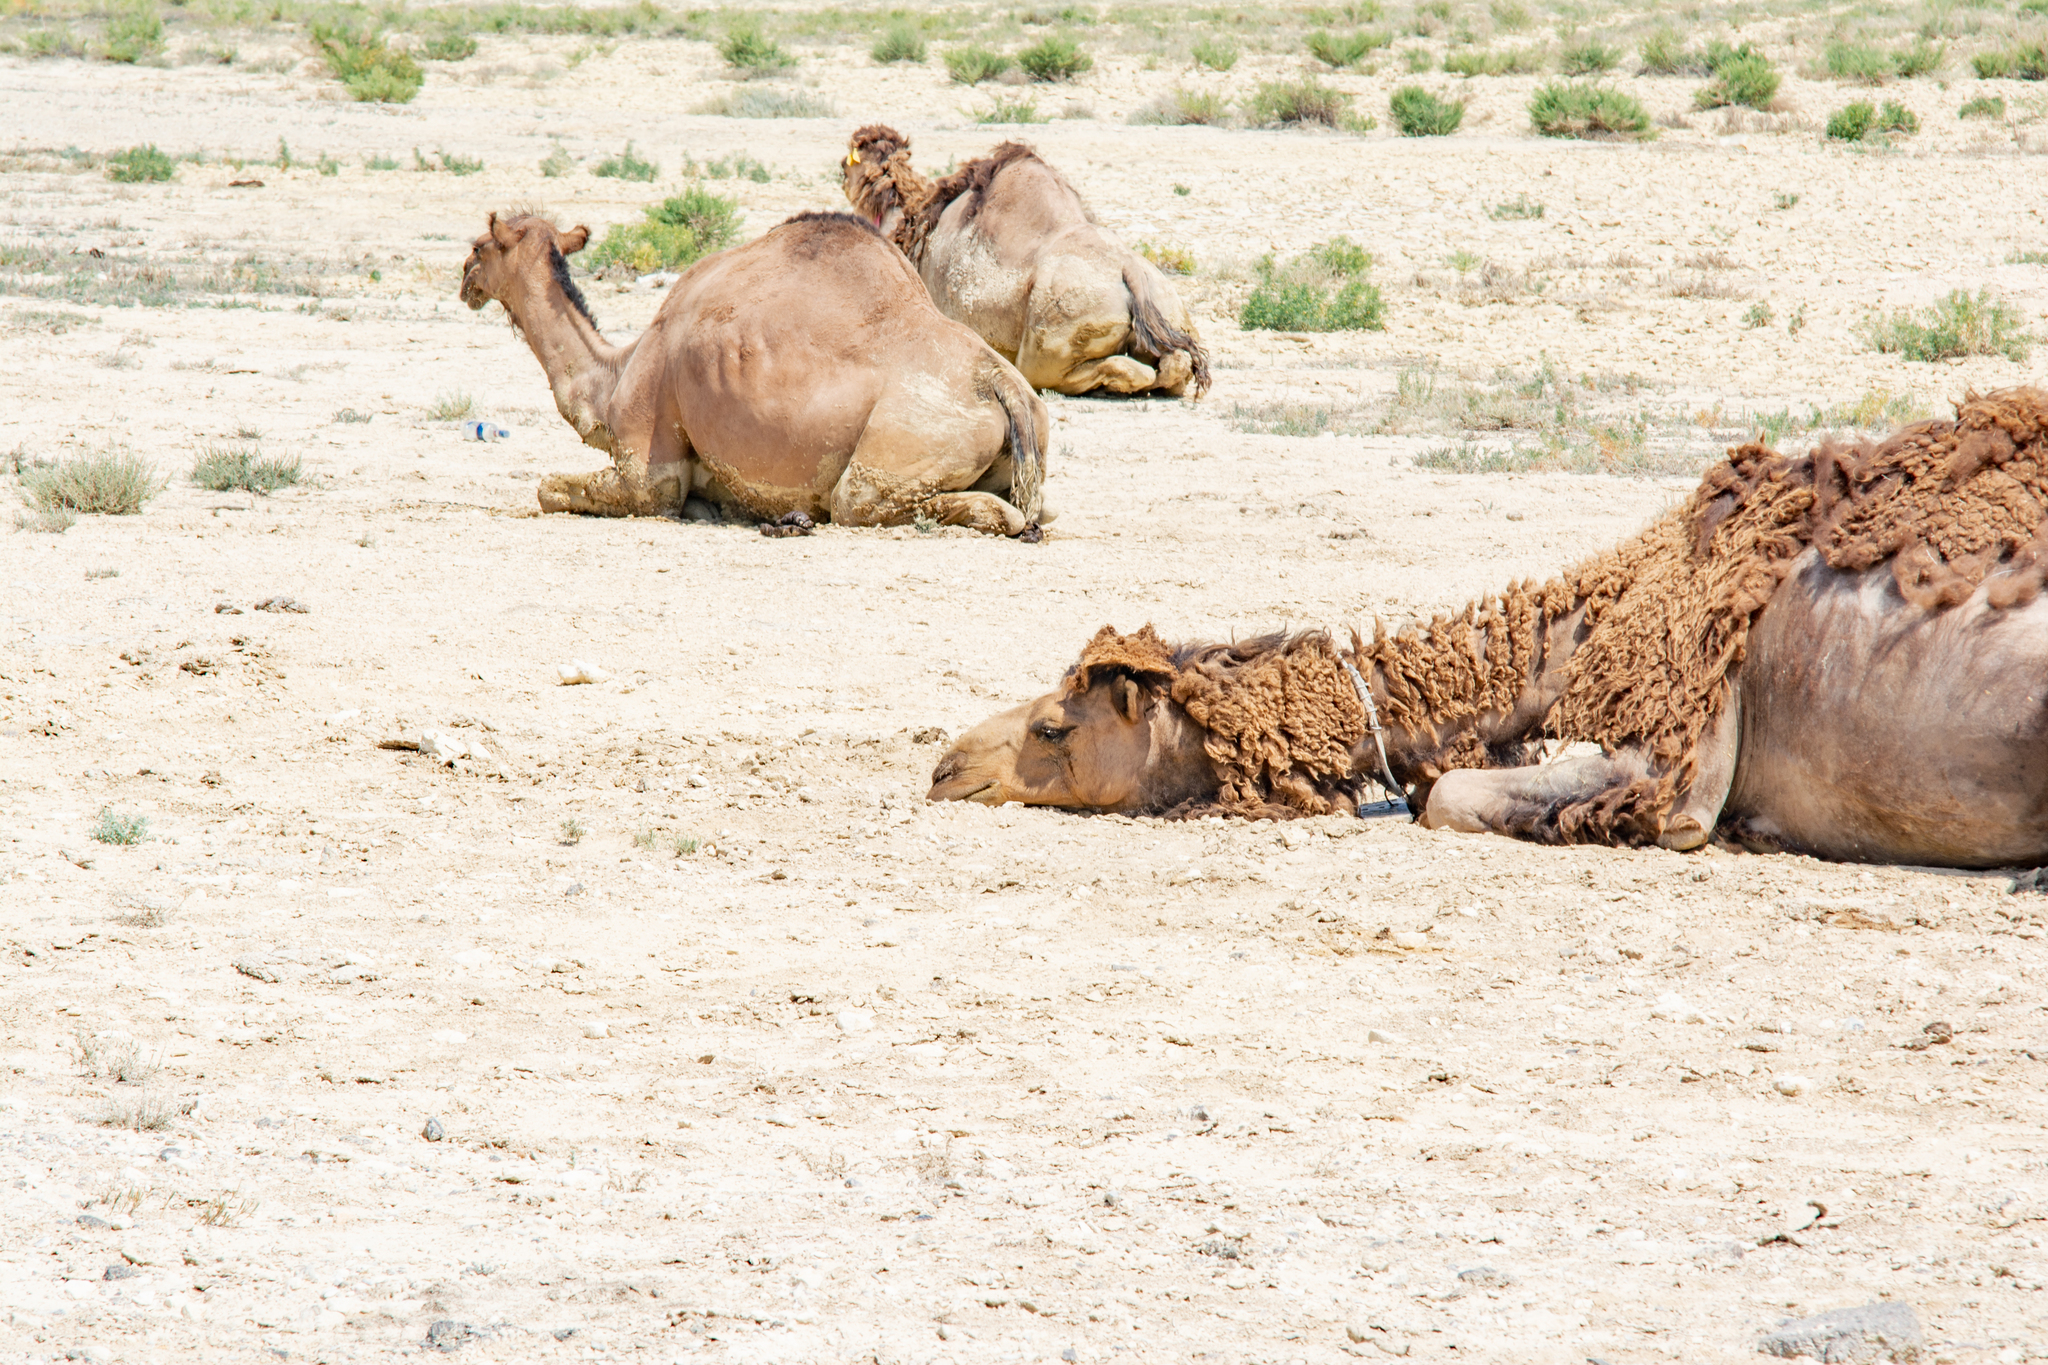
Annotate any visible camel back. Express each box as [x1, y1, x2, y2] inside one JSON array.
[[1503, 385, 2048, 841], [899, 142, 1042, 266]]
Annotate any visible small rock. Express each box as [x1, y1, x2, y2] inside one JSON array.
[[1347, 1323, 1370, 1343], [1390, 930, 1429, 950], [418, 730, 470, 765], [556, 660, 609, 686], [233, 958, 280, 984], [425, 1319, 480, 1353], [836, 1009, 874, 1034], [76, 1214, 110, 1230], [1457, 1265, 1515, 1290], [1168, 865, 1205, 886], [1774, 1074, 1814, 1098], [253, 596, 308, 613], [1367, 1028, 1400, 1044], [420, 1117, 446, 1142], [1756, 1300, 1923, 1362], [579, 1020, 610, 1040], [1652, 992, 1704, 1023], [103, 1264, 140, 1280]]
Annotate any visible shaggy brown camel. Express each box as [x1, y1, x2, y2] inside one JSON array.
[[458, 210, 1049, 535], [842, 125, 1210, 399], [931, 390, 2048, 869]]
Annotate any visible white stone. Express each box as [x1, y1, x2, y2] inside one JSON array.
[[1367, 1028, 1400, 1044], [835, 1009, 874, 1033], [417, 730, 470, 765], [1168, 865, 1205, 886], [1390, 930, 1429, 950], [1774, 1074, 1814, 1098], [1651, 992, 1703, 1023], [452, 949, 487, 968], [431, 1030, 467, 1045], [556, 659, 609, 686], [579, 1021, 610, 1040]]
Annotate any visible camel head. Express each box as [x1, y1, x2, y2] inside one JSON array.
[[929, 626, 1196, 813], [460, 211, 591, 313], [842, 124, 916, 234]]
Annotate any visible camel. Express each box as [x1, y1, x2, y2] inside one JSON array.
[[457, 209, 1050, 536], [930, 389, 2048, 869], [842, 125, 1210, 400]]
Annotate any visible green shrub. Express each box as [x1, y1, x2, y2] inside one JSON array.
[[587, 187, 742, 274], [871, 20, 926, 64], [1638, 27, 1702, 74], [1136, 241, 1196, 274], [414, 146, 482, 174], [91, 809, 149, 845], [313, 22, 423, 103], [1861, 289, 2032, 361], [1558, 37, 1619, 75], [1307, 28, 1389, 67], [1130, 87, 1230, 124], [696, 87, 836, 117], [1246, 77, 1354, 126], [944, 43, 1011, 83], [1390, 84, 1464, 135], [1240, 236, 1384, 332], [1530, 81, 1651, 137], [539, 143, 574, 176], [1878, 99, 1919, 134], [102, 1, 162, 63], [425, 392, 473, 421], [1489, 0, 1531, 33], [1191, 34, 1238, 70], [23, 25, 85, 58], [1891, 39, 1943, 77], [593, 142, 658, 180], [1959, 93, 2006, 118], [1825, 39, 1891, 84], [190, 444, 302, 494], [421, 31, 477, 61], [1018, 33, 1091, 81], [720, 21, 794, 75], [1827, 100, 1875, 139], [1695, 51, 1779, 109], [1443, 46, 1544, 76], [978, 94, 1046, 123], [105, 144, 174, 182], [21, 448, 162, 515], [1972, 44, 2048, 80]]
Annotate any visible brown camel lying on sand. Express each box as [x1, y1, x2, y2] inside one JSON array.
[[932, 388, 2048, 869], [842, 125, 1209, 400], [458, 210, 1049, 535]]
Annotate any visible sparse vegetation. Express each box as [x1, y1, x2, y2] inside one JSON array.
[[1695, 44, 1779, 110], [20, 448, 161, 515], [539, 143, 575, 177], [1018, 33, 1092, 81], [682, 152, 772, 182], [586, 187, 743, 273], [1240, 236, 1384, 332], [1559, 37, 1620, 76], [92, 808, 150, 845], [1191, 35, 1238, 71], [1489, 0, 1531, 32], [1246, 77, 1355, 128], [100, 1091, 180, 1132], [1861, 289, 2032, 362], [1972, 44, 2048, 80], [1959, 94, 2006, 119], [1743, 301, 1775, 329], [75, 1030, 159, 1084], [421, 30, 477, 61], [313, 21, 423, 103], [414, 147, 482, 175], [1824, 38, 1892, 84], [1828, 99, 1919, 140], [1444, 46, 1546, 76], [106, 144, 175, 183], [1530, 81, 1652, 137], [634, 826, 702, 857], [13, 507, 75, 533], [593, 142, 658, 181], [1637, 27, 1703, 75], [559, 818, 586, 845], [1390, 85, 1464, 135], [1136, 242, 1196, 274], [425, 391, 475, 421], [1130, 87, 1230, 125], [945, 43, 1012, 84], [1307, 28, 1389, 68], [1488, 193, 1545, 220], [871, 20, 926, 64], [1773, 190, 1801, 210], [1892, 39, 1944, 78], [191, 444, 302, 495], [978, 94, 1046, 123], [103, 1, 163, 63], [720, 20, 794, 75], [696, 87, 836, 118]]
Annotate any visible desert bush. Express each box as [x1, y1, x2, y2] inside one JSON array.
[[1530, 81, 1652, 137], [1861, 289, 2031, 361], [696, 87, 836, 117], [1130, 87, 1230, 124], [1246, 77, 1354, 127], [1972, 44, 2048, 80], [871, 20, 926, 64], [191, 444, 302, 494], [1825, 38, 1891, 84], [1892, 39, 1944, 77], [426, 392, 473, 420], [1490, 0, 1532, 33], [944, 44, 1011, 83], [720, 20, 794, 75], [1827, 98, 1919, 140], [1307, 28, 1389, 67], [1559, 37, 1620, 75], [1638, 27, 1703, 74], [421, 31, 477, 61], [23, 25, 85, 58], [978, 94, 1046, 123], [103, 1, 162, 63], [539, 143, 574, 176], [1240, 236, 1384, 332], [1136, 242, 1196, 274], [1695, 48, 1779, 109], [1444, 47, 1545, 76], [1018, 34, 1092, 81], [413, 147, 481, 174], [1488, 192, 1545, 219], [587, 187, 742, 274], [1191, 35, 1238, 70], [20, 448, 161, 515], [314, 22, 422, 102], [91, 808, 150, 845], [1959, 93, 2005, 118], [593, 142, 657, 180], [1390, 85, 1464, 135], [105, 144, 174, 182]]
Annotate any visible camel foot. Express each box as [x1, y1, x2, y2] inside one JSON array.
[[682, 496, 724, 524], [929, 491, 1028, 537], [1154, 350, 1193, 396], [2010, 867, 2048, 894], [1657, 815, 1711, 853], [538, 470, 681, 518]]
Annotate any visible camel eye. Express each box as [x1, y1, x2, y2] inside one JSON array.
[[1030, 721, 1072, 745]]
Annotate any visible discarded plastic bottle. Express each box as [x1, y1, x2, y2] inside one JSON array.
[[465, 421, 509, 442]]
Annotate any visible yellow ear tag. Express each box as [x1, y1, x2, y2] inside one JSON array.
[[845, 150, 861, 166]]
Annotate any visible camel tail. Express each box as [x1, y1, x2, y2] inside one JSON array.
[[990, 362, 1045, 526], [1122, 261, 1211, 398]]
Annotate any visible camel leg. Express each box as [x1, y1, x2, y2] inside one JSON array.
[[828, 388, 1027, 537], [538, 458, 688, 518], [1658, 691, 1742, 852], [1421, 752, 1651, 837]]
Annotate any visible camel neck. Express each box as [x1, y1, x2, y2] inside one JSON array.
[[499, 263, 630, 452]]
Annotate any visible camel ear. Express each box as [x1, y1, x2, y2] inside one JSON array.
[[559, 225, 590, 256], [1113, 677, 1144, 725], [489, 212, 518, 251]]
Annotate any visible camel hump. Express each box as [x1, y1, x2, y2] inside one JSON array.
[[774, 210, 890, 254], [1121, 261, 1211, 398]]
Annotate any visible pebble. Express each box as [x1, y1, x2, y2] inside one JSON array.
[[431, 1030, 468, 1044], [1367, 1028, 1401, 1044], [418, 730, 471, 765], [103, 1264, 140, 1280], [420, 1117, 446, 1142], [1757, 1301, 1923, 1361], [556, 660, 608, 686], [836, 1009, 875, 1033], [452, 950, 488, 968], [579, 1020, 610, 1039], [1651, 992, 1704, 1023], [1168, 865, 1205, 886], [1390, 931, 1429, 950], [1774, 1074, 1814, 1098]]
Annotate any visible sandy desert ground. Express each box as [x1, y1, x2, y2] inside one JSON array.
[[3, 5, 2048, 1363]]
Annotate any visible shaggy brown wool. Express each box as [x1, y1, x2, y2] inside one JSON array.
[[899, 141, 1041, 267], [1069, 626, 1367, 819], [845, 125, 932, 238]]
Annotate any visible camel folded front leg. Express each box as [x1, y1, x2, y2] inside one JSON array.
[[1421, 750, 1671, 847], [538, 463, 686, 518], [1039, 353, 1160, 396]]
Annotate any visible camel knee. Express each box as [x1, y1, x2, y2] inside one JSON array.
[[930, 492, 1027, 537], [1419, 770, 1502, 834], [538, 468, 680, 518], [1154, 350, 1193, 396]]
